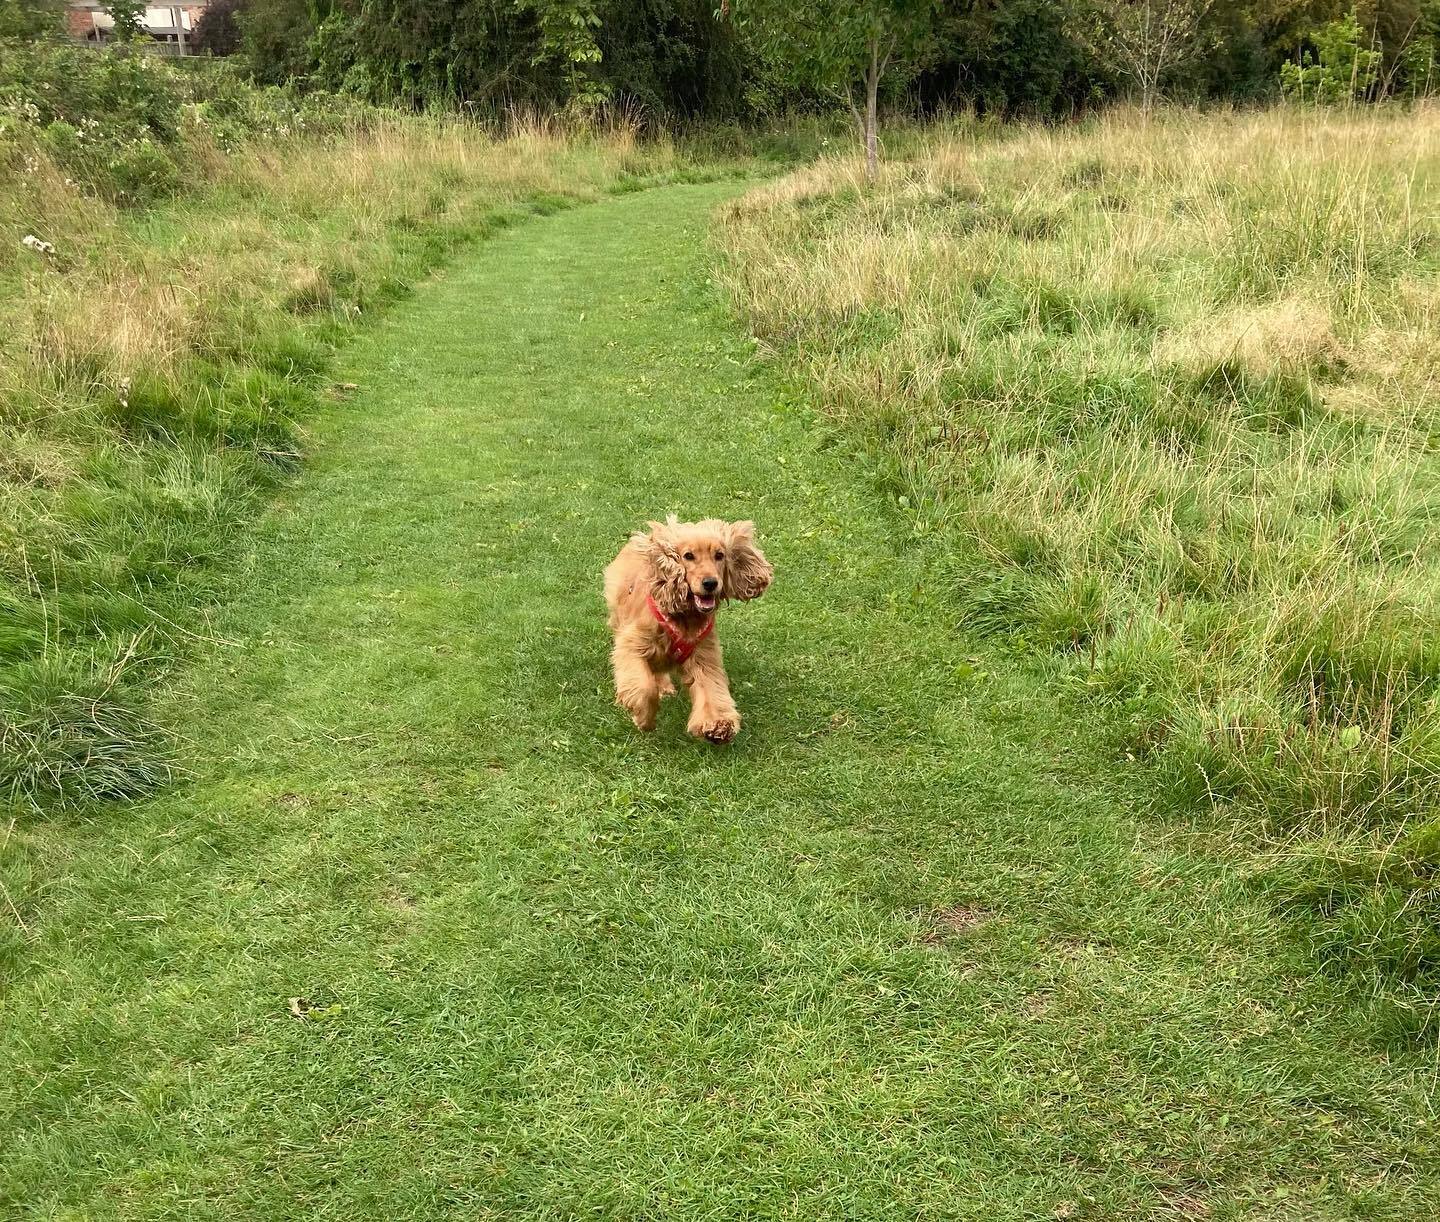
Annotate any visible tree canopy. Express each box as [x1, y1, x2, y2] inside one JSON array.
[[729, 0, 940, 176], [54, 0, 1430, 127]]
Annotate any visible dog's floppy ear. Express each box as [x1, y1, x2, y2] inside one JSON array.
[[634, 518, 690, 616], [725, 520, 773, 602]]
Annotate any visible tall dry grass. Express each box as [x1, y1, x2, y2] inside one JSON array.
[[716, 105, 1440, 1027]]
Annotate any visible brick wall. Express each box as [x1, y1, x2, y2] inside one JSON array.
[[66, 7, 97, 39]]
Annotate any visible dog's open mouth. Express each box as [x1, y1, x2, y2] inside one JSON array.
[[692, 593, 718, 614]]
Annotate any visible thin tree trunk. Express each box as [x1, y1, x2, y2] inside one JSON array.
[[864, 35, 880, 183]]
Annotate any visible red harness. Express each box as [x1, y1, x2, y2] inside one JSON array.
[[646, 594, 714, 665]]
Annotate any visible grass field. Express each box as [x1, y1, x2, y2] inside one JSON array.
[[2, 175, 1438, 1220], [1, 95, 752, 812], [716, 105, 1440, 1035]]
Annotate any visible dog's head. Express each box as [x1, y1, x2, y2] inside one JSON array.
[[635, 516, 773, 617]]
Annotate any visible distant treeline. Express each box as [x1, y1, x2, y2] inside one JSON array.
[[26, 0, 1440, 116]]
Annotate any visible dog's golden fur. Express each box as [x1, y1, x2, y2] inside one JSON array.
[[603, 516, 772, 742]]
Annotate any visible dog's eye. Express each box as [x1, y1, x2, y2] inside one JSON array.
[[714, 551, 725, 561], [683, 551, 695, 561]]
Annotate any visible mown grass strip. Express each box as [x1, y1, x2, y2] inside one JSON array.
[[3, 91, 766, 812]]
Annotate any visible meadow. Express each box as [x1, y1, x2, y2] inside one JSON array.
[[5, 175, 1436, 1221], [4, 38, 1440, 1214], [715, 104, 1440, 1030]]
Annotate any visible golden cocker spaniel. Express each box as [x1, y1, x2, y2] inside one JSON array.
[[603, 516, 772, 742]]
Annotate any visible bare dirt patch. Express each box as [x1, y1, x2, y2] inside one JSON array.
[[922, 903, 994, 944]]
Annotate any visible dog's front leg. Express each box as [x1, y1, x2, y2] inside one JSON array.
[[681, 638, 740, 744], [612, 630, 661, 731]]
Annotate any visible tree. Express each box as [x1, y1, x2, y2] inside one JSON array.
[[1396, 32, 1436, 96], [593, 0, 748, 118], [239, 0, 320, 86], [727, 0, 940, 181], [1279, 6, 1383, 101], [531, 0, 605, 105], [109, 0, 149, 41], [0, 0, 64, 38], [921, 0, 1099, 118], [1080, 0, 1216, 110], [275, 0, 604, 109], [193, 0, 245, 55], [272, 0, 748, 115]]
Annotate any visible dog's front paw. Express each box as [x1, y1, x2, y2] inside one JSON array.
[[656, 675, 677, 699], [630, 708, 657, 732], [691, 715, 739, 744]]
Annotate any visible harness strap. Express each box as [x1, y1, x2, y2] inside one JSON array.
[[646, 593, 714, 665]]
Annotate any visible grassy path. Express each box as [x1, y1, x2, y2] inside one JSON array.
[[3, 183, 1433, 1219]]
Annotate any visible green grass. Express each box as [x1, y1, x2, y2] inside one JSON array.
[[715, 106, 1440, 1032], [1, 102, 770, 812], [2, 182, 1436, 1219]]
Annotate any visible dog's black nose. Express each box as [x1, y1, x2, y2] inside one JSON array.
[[702, 577, 719, 593]]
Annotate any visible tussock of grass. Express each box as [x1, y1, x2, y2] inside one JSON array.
[[716, 105, 1440, 1031], [1, 107, 747, 812]]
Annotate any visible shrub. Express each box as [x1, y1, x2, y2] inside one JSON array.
[[0, 39, 372, 203], [193, 0, 244, 57], [1398, 34, 1438, 98], [1279, 8, 1383, 104], [106, 137, 185, 201], [0, 0, 62, 38]]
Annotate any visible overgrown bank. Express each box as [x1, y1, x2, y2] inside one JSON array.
[[0, 44, 759, 811], [715, 104, 1440, 1036]]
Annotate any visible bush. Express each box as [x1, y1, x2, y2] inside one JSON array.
[[0, 0, 62, 38], [239, 0, 319, 87], [105, 137, 185, 200], [193, 0, 244, 57], [0, 39, 371, 203], [1398, 33, 1438, 97], [1280, 8, 1383, 104], [0, 39, 185, 140], [917, 0, 1102, 118], [0, 40, 185, 202]]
